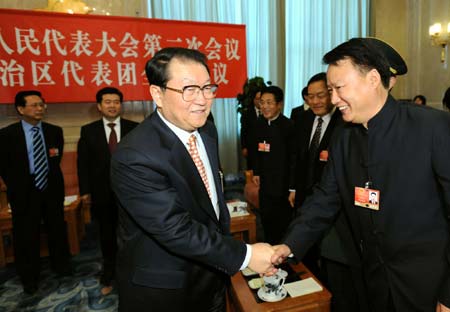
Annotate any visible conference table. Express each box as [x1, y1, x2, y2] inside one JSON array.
[[229, 208, 257, 243], [229, 261, 331, 311]]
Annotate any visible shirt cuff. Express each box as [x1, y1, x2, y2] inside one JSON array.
[[289, 189, 296, 193], [240, 244, 252, 270]]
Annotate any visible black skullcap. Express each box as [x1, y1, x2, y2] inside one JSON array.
[[362, 37, 407, 76]]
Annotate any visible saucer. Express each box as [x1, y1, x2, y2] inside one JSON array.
[[257, 287, 287, 302]]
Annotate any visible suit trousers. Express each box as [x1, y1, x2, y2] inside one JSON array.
[[259, 192, 292, 245], [117, 267, 227, 312], [92, 200, 118, 285], [321, 258, 361, 312], [11, 186, 70, 287]]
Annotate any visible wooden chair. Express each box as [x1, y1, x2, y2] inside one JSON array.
[[243, 170, 259, 209], [0, 152, 87, 267], [0, 177, 7, 213]]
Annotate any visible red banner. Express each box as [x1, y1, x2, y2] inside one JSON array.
[[0, 9, 247, 103]]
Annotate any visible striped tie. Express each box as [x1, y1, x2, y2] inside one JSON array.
[[32, 127, 49, 191], [188, 134, 211, 198]]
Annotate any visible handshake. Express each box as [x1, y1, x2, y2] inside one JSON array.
[[247, 243, 292, 276]]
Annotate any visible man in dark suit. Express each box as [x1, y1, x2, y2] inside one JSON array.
[[110, 47, 276, 311], [272, 38, 450, 311], [289, 86, 309, 126], [288, 72, 342, 281], [240, 88, 262, 170], [0, 90, 71, 294], [288, 73, 341, 210], [77, 87, 138, 295]]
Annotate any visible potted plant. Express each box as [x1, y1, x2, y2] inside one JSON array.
[[236, 76, 269, 115]]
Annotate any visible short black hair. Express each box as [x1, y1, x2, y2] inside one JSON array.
[[443, 87, 450, 110], [307, 72, 327, 87], [15, 90, 43, 110], [413, 95, 427, 105], [96, 87, 123, 103], [145, 47, 210, 88], [301, 86, 308, 101], [261, 85, 284, 103], [323, 38, 391, 89]]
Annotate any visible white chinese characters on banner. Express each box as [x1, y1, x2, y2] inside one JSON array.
[[0, 9, 247, 102], [1, 27, 239, 87]]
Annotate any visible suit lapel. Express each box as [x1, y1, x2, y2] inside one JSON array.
[[303, 111, 315, 150], [152, 114, 220, 225], [94, 120, 110, 155], [120, 119, 133, 138], [13, 122, 31, 174], [199, 128, 230, 227], [42, 122, 53, 155], [318, 110, 339, 151]]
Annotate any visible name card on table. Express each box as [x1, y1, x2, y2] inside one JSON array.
[[226, 201, 249, 218], [284, 277, 323, 297]]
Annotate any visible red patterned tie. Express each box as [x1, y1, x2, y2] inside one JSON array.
[[108, 123, 117, 153], [188, 134, 211, 198]]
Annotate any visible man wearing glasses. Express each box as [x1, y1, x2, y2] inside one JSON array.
[[110, 47, 276, 311], [0, 90, 71, 295]]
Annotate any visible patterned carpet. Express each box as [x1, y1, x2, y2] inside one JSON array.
[[0, 224, 118, 312]]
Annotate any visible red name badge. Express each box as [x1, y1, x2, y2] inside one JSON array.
[[354, 187, 380, 210], [49, 147, 59, 157], [258, 141, 270, 152], [319, 150, 329, 162]]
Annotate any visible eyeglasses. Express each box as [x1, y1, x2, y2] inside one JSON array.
[[259, 100, 278, 106], [25, 102, 47, 109], [306, 92, 329, 101], [164, 84, 218, 102]]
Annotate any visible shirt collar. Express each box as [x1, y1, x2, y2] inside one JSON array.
[[21, 120, 42, 131], [157, 110, 198, 146], [102, 116, 120, 126], [316, 111, 332, 123]]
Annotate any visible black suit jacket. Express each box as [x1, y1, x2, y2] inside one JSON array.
[[290, 105, 307, 127], [289, 109, 342, 206], [110, 112, 246, 306], [77, 118, 138, 205], [284, 97, 450, 310], [0, 121, 64, 211], [240, 105, 261, 169]]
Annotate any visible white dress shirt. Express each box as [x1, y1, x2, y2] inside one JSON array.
[[309, 112, 332, 145]]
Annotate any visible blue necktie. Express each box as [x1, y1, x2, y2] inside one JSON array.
[[32, 127, 48, 191]]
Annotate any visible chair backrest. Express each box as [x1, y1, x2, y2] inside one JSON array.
[[0, 176, 8, 213], [60, 151, 79, 196]]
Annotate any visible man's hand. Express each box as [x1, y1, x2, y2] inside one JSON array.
[[271, 244, 292, 266], [252, 175, 260, 187], [80, 194, 91, 209], [288, 191, 296, 208], [436, 302, 450, 312], [248, 243, 277, 275]]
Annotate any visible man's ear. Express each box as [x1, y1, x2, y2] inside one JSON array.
[[16, 106, 24, 116], [367, 68, 382, 88], [150, 85, 162, 108]]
